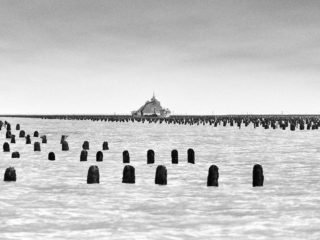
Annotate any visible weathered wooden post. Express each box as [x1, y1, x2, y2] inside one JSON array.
[[171, 149, 178, 164], [62, 141, 69, 151], [122, 165, 135, 184], [96, 151, 103, 162], [34, 131, 39, 137], [187, 148, 195, 164], [82, 141, 89, 150], [60, 135, 67, 144], [12, 152, 20, 158], [80, 150, 88, 161], [26, 135, 31, 144], [6, 130, 11, 139], [155, 165, 167, 185], [41, 135, 47, 144], [34, 142, 41, 151], [19, 130, 25, 138], [10, 135, 16, 144], [87, 165, 99, 184], [147, 149, 155, 164], [103, 141, 109, 150], [48, 152, 55, 161], [207, 165, 219, 187], [16, 124, 20, 130], [253, 164, 264, 187], [3, 142, 10, 152], [123, 150, 130, 163], [4, 167, 16, 182]]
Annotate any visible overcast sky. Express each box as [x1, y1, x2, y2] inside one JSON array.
[[0, 0, 319, 114]]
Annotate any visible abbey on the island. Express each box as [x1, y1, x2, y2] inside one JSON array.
[[132, 94, 171, 117]]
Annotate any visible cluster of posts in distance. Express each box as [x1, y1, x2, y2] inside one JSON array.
[[1, 114, 320, 130], [1, 119, 265, 187]]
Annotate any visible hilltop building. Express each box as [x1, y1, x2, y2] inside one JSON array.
[[132, 94, 171, 117]]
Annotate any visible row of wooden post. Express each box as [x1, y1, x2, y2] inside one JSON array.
[[3, 164, 264, 187], [4, 144, 195, 164], [3, 116, 320, 131], [9, 114, 319, 130]]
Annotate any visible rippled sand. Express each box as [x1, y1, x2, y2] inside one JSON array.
[[0, 117, 320, 240]]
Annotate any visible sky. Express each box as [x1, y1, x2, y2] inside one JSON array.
[[0, 0, 319, 115]]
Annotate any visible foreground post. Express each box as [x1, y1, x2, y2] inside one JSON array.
[[12, 152, 20, 158], [41, 135, 47, 144], [48, 152, 55, 161], [171, 149, 178, 164], [123, 150, 130, 163], [34, 142, 41, 151], [3, 142, 10, 152], [87, 165, 99, 184], [10, 135, 16, 144], [80, 150, 88, 161], [187, 148, 195, 164], [62, 141, 69, 151], [96, 151, 103, 162], [147, 149, 155, 164], [19, 130, 26, 138], [103, 141, 109, 150], [207, 165, 219, 187], [253, 164, 264, 187], [4, 167, 16, 182], [60, 135, 67, 144], [122, 165, 135, 184], [26, 135, 31, 144], [83, 141, 89, 150], [155, 165, 167, 185], [6, 130, 11, 139]]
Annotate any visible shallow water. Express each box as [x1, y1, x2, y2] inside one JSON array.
[[0, 117, 319, 240]]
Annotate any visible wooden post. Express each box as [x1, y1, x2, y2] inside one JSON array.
[[123, 150, 130, 163], [171, 149, 178, 164], [87, 166, 99, 184], [96, 151, 103, 162], [155, 165, 167, 185], [34, 142, 41, 151], [187, 148, 195, 164], [80, 150, 88, 161], [122, 165, 135, 184], [62, 141, 69, 151], [4, 167, 16, 182], [207, 165, 219, 187], [3, 142, 10, 152], [12, 152, 20, 158], [147, 149, 155, 164], [82, 141, 89, 150], [48, 152, 55, 161], [103, 141, 109, 150], [253, 164, 264, 187]]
